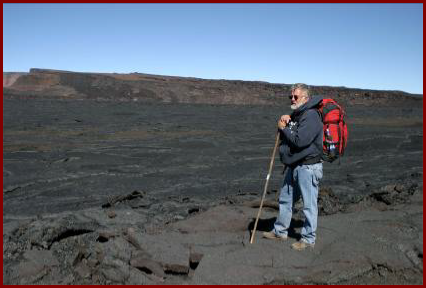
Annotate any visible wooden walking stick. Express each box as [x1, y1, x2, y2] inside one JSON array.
[[250, 131, 280, 244]]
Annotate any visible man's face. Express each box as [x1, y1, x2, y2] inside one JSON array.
[[290, 88, 308, 110]]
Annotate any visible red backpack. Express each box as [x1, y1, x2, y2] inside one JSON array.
[[317, 99, 348, 162]]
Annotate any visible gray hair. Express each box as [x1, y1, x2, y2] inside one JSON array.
[[291, 83, 310, 99]]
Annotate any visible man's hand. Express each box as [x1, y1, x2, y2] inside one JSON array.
[[277, 118, 286, 129], [278, 115, 291, 130], [281, 115, 291, 124]]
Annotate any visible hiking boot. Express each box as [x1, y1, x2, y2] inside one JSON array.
[[291, 240, 315, 251], [262, 231, 288, 240]]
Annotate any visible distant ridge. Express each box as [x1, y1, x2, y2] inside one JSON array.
[[3, 68, 422, 105]]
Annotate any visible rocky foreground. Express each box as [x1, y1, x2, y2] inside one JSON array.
[[2, 180, 423, 285]]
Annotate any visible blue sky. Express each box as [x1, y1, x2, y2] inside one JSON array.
[[3, 3, 423, 94]]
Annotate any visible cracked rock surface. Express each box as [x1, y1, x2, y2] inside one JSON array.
[[3, 99, 423, 284]]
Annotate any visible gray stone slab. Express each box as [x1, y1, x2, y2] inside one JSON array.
[[131, 231, 190, 274], [23, 249, 59, 267]]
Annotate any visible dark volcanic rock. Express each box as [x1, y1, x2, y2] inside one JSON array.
[[369, 182, 418, 205], [318, 186, 344, 215], [2, 76, 423, 285], [102, 190, 146, 208], [130, 252, 165, 279]]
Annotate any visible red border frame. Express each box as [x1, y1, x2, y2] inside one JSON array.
[[1, 1, 424, 287]]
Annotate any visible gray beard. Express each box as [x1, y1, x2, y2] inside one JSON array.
[[291, 102, 304, 110]]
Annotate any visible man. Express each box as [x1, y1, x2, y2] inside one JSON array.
[[263, 83, 323, 251]]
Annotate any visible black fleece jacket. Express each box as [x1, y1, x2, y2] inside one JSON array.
[[279, 96, 323, 166]]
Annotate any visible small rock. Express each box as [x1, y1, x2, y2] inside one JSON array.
[[106, 210, 117, 218], [130, 256, 165, 278], [97, 230, 118, 242], [263, 273, 275, 283], [17, 261, 46, 283], [128, 267, 155, 284], [123, 232, 142, 250], [72, 247, 90, 266], [86, 256, 100, 268], [189, 251, 203, 269], [74, 261, 91, 279], [101, 267, 127, 283], [100, 238, 132, 263], [23, 249, 59, 267], [59, 274, 75, 284], [174, 215, 185, 221], [91, 273, 100, 284]]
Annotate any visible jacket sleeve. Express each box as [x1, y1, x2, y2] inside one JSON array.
[[281, 110, 322, 149]]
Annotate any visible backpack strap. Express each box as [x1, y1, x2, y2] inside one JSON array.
[[322, 103, 340, 118]]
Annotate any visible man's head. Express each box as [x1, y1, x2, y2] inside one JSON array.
[[290, 83, 310, 110]]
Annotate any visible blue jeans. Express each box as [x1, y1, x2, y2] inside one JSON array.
[[273, 163, 323, 244]]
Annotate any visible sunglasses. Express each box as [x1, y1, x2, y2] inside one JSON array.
[[288, 95, 301, 100]]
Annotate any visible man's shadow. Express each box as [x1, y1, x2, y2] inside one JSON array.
[[248, 217, 304, 240]]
